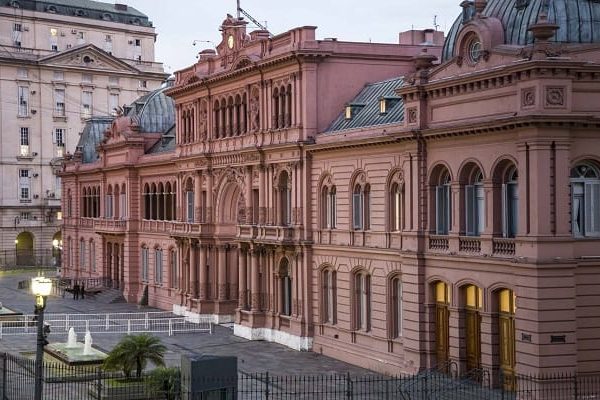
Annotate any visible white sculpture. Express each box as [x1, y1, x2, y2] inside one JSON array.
[[66, 327, 77, 348], [83, 330, 93, 355]]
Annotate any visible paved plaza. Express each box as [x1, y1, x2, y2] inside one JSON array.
[[0, 269, 376, 376]]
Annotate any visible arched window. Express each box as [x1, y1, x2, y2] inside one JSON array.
[[502, 166, 518, 238], [157, 182, 165, 220], [114, 185, 120, 219], [321, 268, 336, 324], [389, 181, 404, 232], [321, 184, 337, 229], [353, 270, 371, 331], [213, 100, 220, 138], [67, 189, 72, 217], [280, 259, 292, 316], [352, 182, 370, 230], [571, 161, 600, 237], [435, 169, 452, 234], [465, 168, 485, 236], [272, 88, 280, 129], [389, 275, 402, 338], [286, 84, 292, 127], [150, 183, 158, 220]]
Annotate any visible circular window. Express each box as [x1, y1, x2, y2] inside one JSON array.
[[83, 56, 92, 64], [468, 37, 482, 64]]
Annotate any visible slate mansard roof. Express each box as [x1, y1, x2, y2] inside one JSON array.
[[325, 77, 404, 133], [3, 0, 151, 27], [77, 86, 175, 163], [443, 0, 600, 61]]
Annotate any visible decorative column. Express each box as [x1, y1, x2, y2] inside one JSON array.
[[207, 170, 214, 223], [258, 165, 266, 225], [238, 246, 247, 309], [218, 245, 227, 301], [245, 166, 253, 224], [199, 244, 207, 300], [194, 172, 202, 223], [250, 247, 260, 311], [190, 240, 197, 298]]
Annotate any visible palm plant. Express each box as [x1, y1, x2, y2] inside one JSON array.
[[103, 333, 167, 378], [146, 367, 181, 400]]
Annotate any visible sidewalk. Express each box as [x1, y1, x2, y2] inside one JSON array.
[[0, 270, 377, 376]]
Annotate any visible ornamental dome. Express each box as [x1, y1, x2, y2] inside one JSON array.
[[442, 0, 600, 61]]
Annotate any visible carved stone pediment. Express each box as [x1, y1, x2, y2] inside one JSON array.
[[39, 44, 140, 73]]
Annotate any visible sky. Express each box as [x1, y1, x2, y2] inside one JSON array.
[[123, 0, 461, 74]]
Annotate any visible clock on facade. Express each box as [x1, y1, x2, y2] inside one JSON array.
[[227, 34, 234, 49]]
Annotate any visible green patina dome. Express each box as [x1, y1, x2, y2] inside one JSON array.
[[442, 0, 600, 61]]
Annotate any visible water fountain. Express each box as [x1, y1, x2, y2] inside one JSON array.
[[44, 327, 107, 366], [66, 327, 77, 348], [83, 331, 93, 356]]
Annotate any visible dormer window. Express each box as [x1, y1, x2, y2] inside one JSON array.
[[345, 103, 365, 120], [379, 98, 387, 114]]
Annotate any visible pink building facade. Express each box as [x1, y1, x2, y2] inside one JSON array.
[[62, 2, 600, 379]]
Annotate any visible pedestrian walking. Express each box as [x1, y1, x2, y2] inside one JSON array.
[[73, 282, 80, 300]]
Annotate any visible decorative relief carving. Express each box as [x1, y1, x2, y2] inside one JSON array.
[[199, 100, 208, 140], [521, 87, 536, 108], [545, 87, 565, 108], [249, 86, 260, 132], [407, 107, 418, 124]]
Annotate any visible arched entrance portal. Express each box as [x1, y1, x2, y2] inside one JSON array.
[[434, 281, 451, 370], [463, 284, 482, 372], [498, 289, 516, 389], [15, 231, 34, 266]]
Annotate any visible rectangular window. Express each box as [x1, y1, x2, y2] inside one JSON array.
[[55, 176, 62, 198], [20, 127, 29, 156], [105, 194, 113, 218], [19, 169, 30, 200], [120, 192, 127, 219], [90, 242, 96, 272], [170, 251, 178, 289], [82, 91, 93, 118], [109, 93, 119, 116], [80, 241, 86, 270], [583, 182, 600, 236], [20, 211, 31, 220], [502, 183, 518, 238], [155, 249, 163, 284], [186, 191, 194, 223], [138, 80, 147, 89], [436, 185, 451, 235], [50, 28, 58, 51], [352, 192, 363, 230], [141, 248, 149, 281], [18, 86, 29, 117], [13, 24, 22, 47], [53, 128, 65, 147], [54, 89, 65, 116]]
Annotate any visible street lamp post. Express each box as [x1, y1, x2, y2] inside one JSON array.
[[14, 239, 18, 266], [31, 276, 52, 400]]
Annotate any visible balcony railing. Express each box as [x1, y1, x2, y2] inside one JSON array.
[[429, 235, 449, 251], [492, 237, 515, 256], [459, 236, 481, 253]]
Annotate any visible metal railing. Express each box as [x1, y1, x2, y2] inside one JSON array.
[[0, 311, 212, 338], [0, 354, 599, 400]]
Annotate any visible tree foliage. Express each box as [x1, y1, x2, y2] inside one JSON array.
[[146, 367, 181, 400], [103, 334, 166, 378]]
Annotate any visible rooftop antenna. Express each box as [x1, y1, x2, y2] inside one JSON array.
[[236, 0, 272, 36], [433, 15, 440, 31]]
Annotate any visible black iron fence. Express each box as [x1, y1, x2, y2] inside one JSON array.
[[0, 249, 57, 268], [0, 351, 598, 399]]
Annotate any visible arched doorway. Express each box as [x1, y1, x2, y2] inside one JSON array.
[[463, 284, 483, 372], [279, 258, 292, 316], [434, 281, 451, 370], [15, 231, 34, 266], [498, 289, 516, 389]]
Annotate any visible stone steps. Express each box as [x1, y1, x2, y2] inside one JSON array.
[[89, 288, 126, 304]]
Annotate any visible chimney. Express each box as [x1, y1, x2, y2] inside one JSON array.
[[115, 3, 128, 11]]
